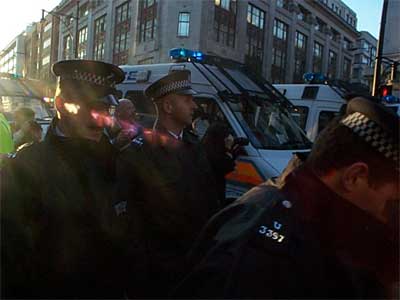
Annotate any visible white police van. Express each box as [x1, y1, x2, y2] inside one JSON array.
[[116, 49, 311, 199], [274, 82, 346, 141]]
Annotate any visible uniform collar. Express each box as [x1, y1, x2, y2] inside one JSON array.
[[167, 130, 183, 140]]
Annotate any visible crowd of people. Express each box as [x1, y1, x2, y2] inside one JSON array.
[[0, 60, 399, 299]]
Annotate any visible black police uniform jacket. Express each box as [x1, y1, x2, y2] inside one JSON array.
[[174, 166, 399, 299], [1, 120, 127, 299], [114, 126, 220, 297]]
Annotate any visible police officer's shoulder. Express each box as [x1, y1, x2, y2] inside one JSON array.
[[245, 183, 295, 254], [12, 141, 44, 160], [214, 184, 293, 246], [4, 141, 46, 174]]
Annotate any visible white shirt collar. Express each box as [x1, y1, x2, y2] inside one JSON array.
[[167, 130, 183, 140]]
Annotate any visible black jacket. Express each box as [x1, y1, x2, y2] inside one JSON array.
[[1, 120, 127, 299], [114, 126, 220, 297], [174, 166, 399, 299]]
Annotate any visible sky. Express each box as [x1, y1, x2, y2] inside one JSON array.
[[0, 0, 385, 50]]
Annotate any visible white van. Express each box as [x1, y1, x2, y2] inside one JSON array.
[[274, 84, 346, 141], [116, 53, 311, 199]]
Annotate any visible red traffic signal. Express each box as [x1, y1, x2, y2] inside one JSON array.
[[378, 84, 393, 97]]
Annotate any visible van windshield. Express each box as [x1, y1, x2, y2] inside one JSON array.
[[227, 95, 311, 150]]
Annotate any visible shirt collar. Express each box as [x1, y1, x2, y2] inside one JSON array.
[[167, 130, 183, 140]]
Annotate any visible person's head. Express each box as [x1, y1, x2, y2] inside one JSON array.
[[14, 107, 35, 129], [52, 60, 124, 141], [307, 97, 399, 226], [115, 99, 137, 123], [145, 70, 197, 131]]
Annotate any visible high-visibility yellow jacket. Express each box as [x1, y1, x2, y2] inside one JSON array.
[[0, 112, 14, 154]]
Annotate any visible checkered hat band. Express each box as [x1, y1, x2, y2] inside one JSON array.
[[155, 80, 191, 98], [341, 112, 399, 165], [62, 71, 114, 88]]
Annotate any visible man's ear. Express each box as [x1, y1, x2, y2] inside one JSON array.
[[162, 97, 174, 115], [341, 162, 370, 192]]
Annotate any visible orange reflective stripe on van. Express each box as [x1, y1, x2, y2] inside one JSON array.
[[225, 159, 265, 187]]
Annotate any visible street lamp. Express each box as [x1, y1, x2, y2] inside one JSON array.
[[41, 1, 80, 59]]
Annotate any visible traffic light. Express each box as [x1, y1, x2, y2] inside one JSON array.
[[378, 84, 393, 97]]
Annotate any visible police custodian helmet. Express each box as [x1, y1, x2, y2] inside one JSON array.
[[52, 60, 125, 106], [341, 97, 399, 171], [144, 69, 197, 101]]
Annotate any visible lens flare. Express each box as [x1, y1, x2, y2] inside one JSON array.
[[64, 103, 80, 114], [91, 110, 113, 127]]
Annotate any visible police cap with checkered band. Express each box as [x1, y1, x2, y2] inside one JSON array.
[[52, 60, 125, 106], [145, 70, 197, 101], [341, 97, 400, 170]]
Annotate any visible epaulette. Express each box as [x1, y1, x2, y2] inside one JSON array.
[[248, 194, 295, 254], [213, 185, 295, 254], [131, 135, 145, 147]]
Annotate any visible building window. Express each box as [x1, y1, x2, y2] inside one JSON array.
[[343, 37, 352, 50], [43, 37, 51, 49], [42, 55, 50, 66], [361, 54, 368, 65], [79, 2, 89, 18], [330, 28, 340, 42], [327, 50, 337, 79], [314, 17, 326, 33], [138, 0, 157, 43], [297, 5, 311, 23], [271, 19, 288, 83], [352, 67, 361, 79], [114, 1, 131, 65], [78, 26, 88, 59], [370, 48, 376, 67], [276, 0, 289, 9], [294, 31, 307, 83], [93, 15, 106, 61], [312, 41, 323, 73], [214, 0, 237, 48], [44, 22, 52, 32], [177, 12, 190, 37], [343, 57, 351, 80], [245, 4, 265, 74], [63, 35, 73, 59], [220, 0, 230, 10]]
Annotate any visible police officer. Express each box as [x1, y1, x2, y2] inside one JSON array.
[[115, 70, 221, 297], [174, 97, 400, 299], [1, 60, 126, 298]]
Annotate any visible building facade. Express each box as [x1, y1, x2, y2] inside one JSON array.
[[2, 0, 373, 86], [131, 0, 359, 83], [351, 31, 377, 88], [0, 34, 26, 76]]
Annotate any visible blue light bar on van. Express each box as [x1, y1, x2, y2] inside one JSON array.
[[382, 95, 399, 103], [303, 72, 327, 84], [169, 48, 204, 61]]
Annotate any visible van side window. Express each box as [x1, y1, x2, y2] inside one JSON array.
[[193, 97, 232, 139], [318, 111, 339, 133], [291, 106, 308, 130]]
